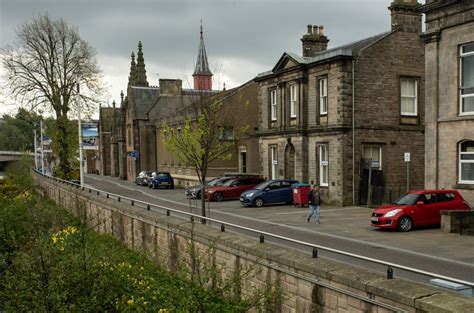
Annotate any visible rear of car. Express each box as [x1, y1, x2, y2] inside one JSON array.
[[240, 179, 298, 207], [135, 171, 153, 186], [149, 172, 174, 189], [370, 190, 469, 231]]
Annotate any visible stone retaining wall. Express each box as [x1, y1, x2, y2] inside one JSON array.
[[33, 172, 474, 312], [441, 210, 474, 236]]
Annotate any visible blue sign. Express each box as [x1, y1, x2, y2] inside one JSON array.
[[130, 150, 139, 158]]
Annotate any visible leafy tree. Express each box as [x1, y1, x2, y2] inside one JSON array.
[[1, 14, 104, 179], [162, 94, 249, 220]]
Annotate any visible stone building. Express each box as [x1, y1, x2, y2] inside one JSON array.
[[421, 0, 474, 204], [98, 106, 114, 176], [255, 0, 425, 206], [154, 79, 260, 186], [102, 27, 259, 183]]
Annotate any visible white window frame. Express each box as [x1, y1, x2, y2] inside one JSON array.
[[239, 148, 247, 174], [400, 78, 418, 116], [270, 146, 278, 180], [319, 78, 328, 115], [290, 85, 297, 118], [318, 144, 329, 187], [460, 43, 474, 115], [363, 145, 382, 170], [459, 141, 474, 184], [270, 89, 277, 121]]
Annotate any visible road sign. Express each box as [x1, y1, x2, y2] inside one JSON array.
[[130, 150, 139, 158], [404, 152, 411, 162]]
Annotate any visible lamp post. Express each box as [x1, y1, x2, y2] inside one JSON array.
[[75, 69, 84, 187], [33, 122, 38, 170], [39, 110, 45, 175]]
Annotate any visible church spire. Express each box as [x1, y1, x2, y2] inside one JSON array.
[[193, 21, 213, 90], [135, 41, 149, 87], [128, 52, 137, 87]]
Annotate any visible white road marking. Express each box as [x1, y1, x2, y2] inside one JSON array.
[[86, 175, 474, 268]]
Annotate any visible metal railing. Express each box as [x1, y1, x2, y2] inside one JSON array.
[[34, 170, 474, 290]]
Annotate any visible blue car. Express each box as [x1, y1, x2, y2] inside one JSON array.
[[148, 172, 174, 189], [240, 179, 299, 207]]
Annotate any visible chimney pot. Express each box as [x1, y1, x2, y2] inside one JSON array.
[[307, 25, 313, 34], [313, 25, 319, 35], [319, 25, 324, 35]]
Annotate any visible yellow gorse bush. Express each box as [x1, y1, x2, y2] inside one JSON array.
[[50, 226, 79, 251]]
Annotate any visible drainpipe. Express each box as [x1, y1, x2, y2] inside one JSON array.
[[352, 59, 356, 206]]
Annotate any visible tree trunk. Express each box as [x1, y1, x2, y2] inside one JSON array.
[[201, 169, 207, 223], [55, 115, 72, 179]]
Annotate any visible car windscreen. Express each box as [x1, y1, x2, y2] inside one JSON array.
[[222, 179, 237, 186], [253, 181, 271, 190], [392, 193, 420, 206]]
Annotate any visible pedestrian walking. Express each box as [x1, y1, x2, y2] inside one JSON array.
[[307, 185, 321, 224]]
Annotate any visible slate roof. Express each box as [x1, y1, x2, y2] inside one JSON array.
[[129, 87, 160, 120], [193, 28, 213, 76], [258, 31, 391, 78]]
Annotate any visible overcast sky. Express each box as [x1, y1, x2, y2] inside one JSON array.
[[0, 0, 425, 117]]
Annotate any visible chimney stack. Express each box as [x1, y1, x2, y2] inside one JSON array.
[[301, 24, 329, 57], [389, 0, 422, 33]]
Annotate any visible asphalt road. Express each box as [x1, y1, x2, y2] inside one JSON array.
[[85, 174, 474, 290]]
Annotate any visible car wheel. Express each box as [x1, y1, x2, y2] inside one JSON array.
[[397, 216, 413, 232], [213, 192, 224, 202], [254, 198, 264, 208], [196, 191, 201, 199]]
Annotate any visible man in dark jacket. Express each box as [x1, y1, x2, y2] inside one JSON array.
[[307, 185, 321, 224]]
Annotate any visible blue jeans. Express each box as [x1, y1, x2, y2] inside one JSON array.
[[308, 205, 320, 223]]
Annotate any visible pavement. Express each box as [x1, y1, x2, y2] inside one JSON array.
[[84, 174, 474, 287]]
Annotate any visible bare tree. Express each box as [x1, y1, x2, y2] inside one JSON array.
[[1, 14, 104, 179], [162, 92, 249, 220]]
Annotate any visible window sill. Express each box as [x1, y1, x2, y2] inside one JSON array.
[[320, 113, 328, 116], [454, 183, 474, 190], [290, 116, 297, 119]]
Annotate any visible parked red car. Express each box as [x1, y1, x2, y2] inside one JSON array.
[[205, 176, 265, 201], [370, 190, 470, 232]]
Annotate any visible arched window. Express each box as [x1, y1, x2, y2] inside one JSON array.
[[459, 141, 474, 183]]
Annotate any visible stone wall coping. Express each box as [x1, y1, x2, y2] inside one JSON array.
[[440, 210, 474, 216], [36, 173, 474, 311]]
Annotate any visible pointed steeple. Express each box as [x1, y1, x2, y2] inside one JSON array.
[[135, 41, 149, 87], [128, 52, 137, 87], [193, 22, 213, 90]]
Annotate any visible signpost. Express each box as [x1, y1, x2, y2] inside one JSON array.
[[404, 152, 410, 191]]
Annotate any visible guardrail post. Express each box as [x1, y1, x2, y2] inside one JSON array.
[[221, 224, 225, 232], [88, 189, 91, 193], [96, 191, 99, 195], [260, 234, 264, 243], [191, 216, 194, 223], [131, 200, 134, 206], [387, 266, 393, 279], [106, 194, 109, 199], [166, 210, 170, 216], [312, 247, 318, 258], [147, 204, 150, 211], [118, 197, 121, 202]]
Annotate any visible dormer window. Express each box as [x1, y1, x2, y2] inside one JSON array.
[[290, 85, 297, 118]]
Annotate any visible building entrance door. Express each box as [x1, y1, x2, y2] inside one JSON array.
[[284, 143, 295, 179]]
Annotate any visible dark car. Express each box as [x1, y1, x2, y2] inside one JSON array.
[[204, 176, 265, 201], [240, 179, 299, 207], [135, 171, 153, 186], [370, 189, 470, 232], [185, 176, 235, 199], [148, 172, 174, 189]]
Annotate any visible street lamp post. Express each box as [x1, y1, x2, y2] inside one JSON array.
[[33, 123, 38, 170], [39, 112, 45, 175], [75, 69, 84, 187]]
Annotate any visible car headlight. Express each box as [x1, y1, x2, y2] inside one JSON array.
[[384, 209, 402, 218], [246, 192, 254, 198]]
